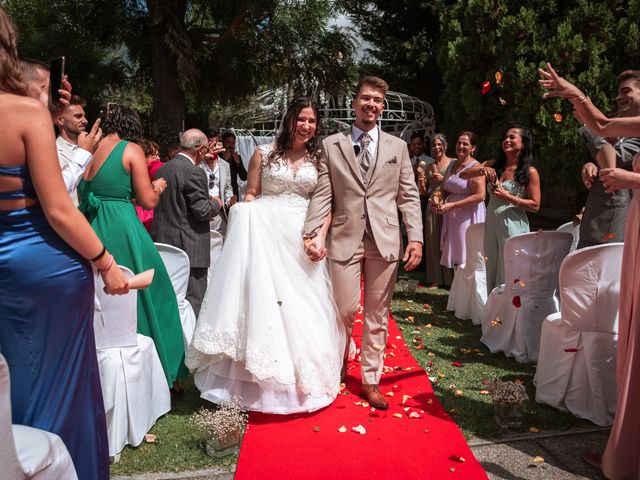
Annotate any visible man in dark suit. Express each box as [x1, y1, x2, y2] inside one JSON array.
[[220, 130, 248, 199], [152, 129, 223, 316]]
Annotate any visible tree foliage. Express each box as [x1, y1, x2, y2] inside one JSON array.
[[5, 0, 356, 148]]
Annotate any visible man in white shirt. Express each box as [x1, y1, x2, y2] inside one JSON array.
[[20, 59, 101, 203], [55, 95, 95, 204]]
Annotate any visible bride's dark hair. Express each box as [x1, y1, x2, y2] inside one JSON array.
[[268, 96, 320, 167]]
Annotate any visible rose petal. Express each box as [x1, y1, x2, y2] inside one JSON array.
[[338, 425, 347, 433], [352, 425, 366, 435], [313, 426, 320, 432], [495, 71, 503, 84], [533, 455, 545, 464], [451, 362, 463, 367], [454, 389, 464, 396], [554, 113, 563, 122], [144, 434, 156, 443], [393, 413, 403, 418], [512, 296, 522, 308], [529, 427, 540, 433], [402, 394, 413, 405], [491, 317, 502, 327], [372, 343, 384, 351], [603, 232, 617, 241], [564, 348, 578, 352], [481, 81, 491, 95], [499, 96, 507, 106]]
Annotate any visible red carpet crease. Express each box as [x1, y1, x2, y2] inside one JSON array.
[[235, 308, 488, 479]]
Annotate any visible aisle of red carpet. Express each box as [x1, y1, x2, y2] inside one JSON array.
[[235, 308, 487, 479]]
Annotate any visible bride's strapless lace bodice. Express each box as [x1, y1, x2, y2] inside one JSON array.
[[259, 145, 317, 210]]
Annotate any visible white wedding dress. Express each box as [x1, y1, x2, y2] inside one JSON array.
[[186, 145, 345, 414]]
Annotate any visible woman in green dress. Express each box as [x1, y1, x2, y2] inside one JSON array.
[[460, 126, 541, 295], [78, 104, 186, 388], [420, 133, 454, 287]]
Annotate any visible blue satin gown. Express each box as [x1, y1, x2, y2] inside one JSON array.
[[0, 165, 109, 479]]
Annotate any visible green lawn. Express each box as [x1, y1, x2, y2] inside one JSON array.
[[111, 271, 591, 475]]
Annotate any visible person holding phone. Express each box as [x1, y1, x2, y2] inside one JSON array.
[[1, 7, 128, 479]]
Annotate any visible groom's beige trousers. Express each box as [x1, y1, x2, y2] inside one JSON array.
[[328, 233, 398, 386]]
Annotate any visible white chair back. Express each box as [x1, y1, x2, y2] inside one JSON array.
[[462, 222, 485, 273], [555, 221, 580, 251], [558, 243, 623, 332], [503, 231, 573, 301], [94, 266, 137, 349], [0, 354, 22, 479], [155, 243, 190, 301]]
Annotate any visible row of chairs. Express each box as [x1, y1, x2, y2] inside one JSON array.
[[447, 222, 621, 426]]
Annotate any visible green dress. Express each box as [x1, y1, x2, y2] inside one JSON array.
[[483, 179, 529, 295], [78, 140, 186, 386]]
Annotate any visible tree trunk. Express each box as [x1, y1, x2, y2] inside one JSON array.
[[147, 0, 187, 155]]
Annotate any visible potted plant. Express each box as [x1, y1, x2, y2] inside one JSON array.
[[487, 380, 529, 430], [192, 400, 248, 458]]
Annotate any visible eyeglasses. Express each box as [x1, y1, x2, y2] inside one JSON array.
[[208, 172, 217, 189]]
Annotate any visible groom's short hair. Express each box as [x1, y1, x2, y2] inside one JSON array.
[[355, 76, 389, 98]]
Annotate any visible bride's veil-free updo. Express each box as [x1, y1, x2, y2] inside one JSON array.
[[268, 96, 321, 167]]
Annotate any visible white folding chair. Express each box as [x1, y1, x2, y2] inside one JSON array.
[[555, 221, 580, 252], [447, 222, 487, 324], [94, 266, 171, 461], [155, 243, 197, 351], [481, 231, 573, 363], [209, 230, 224, 282], [534, 243, 623, 426], [0, 353, 78, 479]]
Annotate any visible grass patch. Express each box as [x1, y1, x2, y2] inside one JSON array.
[[392, 270, 592, 439], [109, 376, 237, 475], [112, 271, 593, 473]]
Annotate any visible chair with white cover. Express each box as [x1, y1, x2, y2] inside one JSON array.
[[209, 230, 224, 282], [556, 221, 580, 252], [0, 353, 78, 479], [447, 222, 487, 324], [481, 231, 573, 363], [155, 243, 197, 351], [534, 243, 623, 426], [95, 266, 170, 460]]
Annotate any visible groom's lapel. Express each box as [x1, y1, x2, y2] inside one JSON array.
[[368, 131, 391, 188], [337, 128, 365, 189]]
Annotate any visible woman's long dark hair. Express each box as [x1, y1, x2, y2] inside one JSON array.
[[493, 125, 534, 186], [268, 96, 320, 166], [99, 103, 144, 142]]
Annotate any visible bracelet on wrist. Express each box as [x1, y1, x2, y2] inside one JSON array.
[[98, 254, 114, 274], [88, 245, 107, 263]]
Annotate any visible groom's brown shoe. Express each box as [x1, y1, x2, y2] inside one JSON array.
[[361, 384, 388, 410]]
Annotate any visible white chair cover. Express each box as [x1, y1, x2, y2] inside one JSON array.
[[534, 243, 623, 426], [155, 243, 197, 351], [0, 354, 77, 480], [95, 267, 171, 459], [447, 222, 487, 324], [208, 230, 224, 283], [481, 231, 573, 363], [555, 221, 580, 252]]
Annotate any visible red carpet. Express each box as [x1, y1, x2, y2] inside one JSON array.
[[235, 313, 487, 479]]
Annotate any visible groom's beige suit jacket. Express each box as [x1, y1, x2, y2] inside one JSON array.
[[303, 128, 422, 258]]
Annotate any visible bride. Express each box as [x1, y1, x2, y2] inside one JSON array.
[[186, 97, 345, 414]]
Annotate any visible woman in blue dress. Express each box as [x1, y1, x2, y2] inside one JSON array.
[[0, 8, 128, 479]]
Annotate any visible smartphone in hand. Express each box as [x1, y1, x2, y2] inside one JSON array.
[[49, 56, 65, 110]]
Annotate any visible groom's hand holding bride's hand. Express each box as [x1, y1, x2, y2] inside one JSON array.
[[304, 235, 327, 262], [403, 241, 422, 271]]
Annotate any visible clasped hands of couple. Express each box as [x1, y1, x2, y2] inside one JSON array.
[[539, 62, 635, 193], [303, 234, 422, 271]]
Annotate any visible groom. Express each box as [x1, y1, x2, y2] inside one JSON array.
[[303, 76, 423, 409]]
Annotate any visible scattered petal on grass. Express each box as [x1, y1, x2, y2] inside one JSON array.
[[451, 362, 463, 367], [423, 304, 430, 309], [338, 426, 347, 433], [480, 389, 490, 395], [529, 427, 540, 433], [438, 372, 446, 378], [495, 71, 503, 84], [407, 316, 415, 323], [426, 323, 433, 329], [481, 81, 491, 95], [454, 390, 464, 396], [415, 342, 425, 350], [144, 434, 157, 443], [554, 113, 563, 123], [428, 352, 436, 357], [499, 97, 507, 106], [352, 425, 366, 435]]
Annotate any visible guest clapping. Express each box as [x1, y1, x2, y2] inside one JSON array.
[[436, 131, 486, 269], [461, 126, 540, 294]]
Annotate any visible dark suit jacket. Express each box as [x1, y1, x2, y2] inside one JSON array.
[[151, 154, 219, 268], [219, 155, 248, 198]]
